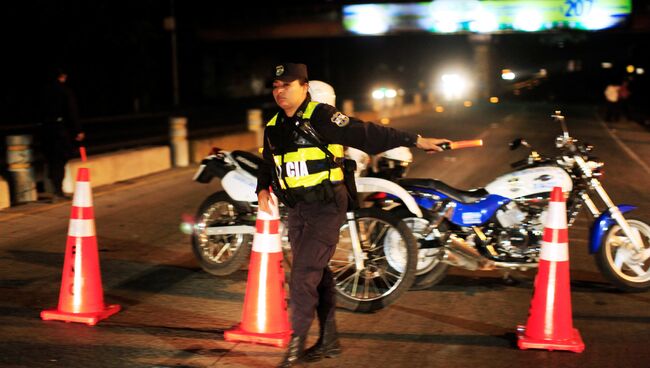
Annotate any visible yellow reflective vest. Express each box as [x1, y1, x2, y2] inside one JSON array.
[[266, 101, 344, 191]]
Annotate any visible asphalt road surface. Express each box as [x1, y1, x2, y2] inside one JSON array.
[[1, 101, 649, 367]]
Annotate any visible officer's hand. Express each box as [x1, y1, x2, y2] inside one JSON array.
[[75, 132, 85, 141], [416, 136, 451, 153], [257, 189, 275, 215]]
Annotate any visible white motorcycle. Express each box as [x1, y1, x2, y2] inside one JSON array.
[[191, 148, 422, 312]]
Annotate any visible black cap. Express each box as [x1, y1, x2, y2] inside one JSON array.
[[272, 63, 308, 82]]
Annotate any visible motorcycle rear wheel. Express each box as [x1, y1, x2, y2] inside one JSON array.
[[191, 191, 253, 276], [332, 207, 418, 313], [595, 217, 650, 292]]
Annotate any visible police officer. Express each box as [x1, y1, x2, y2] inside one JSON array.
[[256, 63, 449, 367]]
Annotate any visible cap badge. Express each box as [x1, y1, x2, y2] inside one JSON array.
[[275, 65, 285, 76]]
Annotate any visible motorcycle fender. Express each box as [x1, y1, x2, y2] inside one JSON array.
[[192, 157, 232, 183], [192, 164, 210, 183], [222, 170, 258, 202], [589, 204, 637, 253], [356, 177, 423, 218]]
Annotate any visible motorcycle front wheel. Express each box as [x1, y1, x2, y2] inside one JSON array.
[[391, 208, 449, 290], [191, 191, 253, 276], [595, 217, 650, 292], [332, 207, 418, 313]]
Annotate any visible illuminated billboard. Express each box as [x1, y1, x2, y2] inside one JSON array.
[[343, 0, 632, 35]]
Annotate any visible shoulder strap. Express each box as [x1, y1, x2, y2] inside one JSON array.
[[289, 120, 341, 168], [302, 101, 319, 119]]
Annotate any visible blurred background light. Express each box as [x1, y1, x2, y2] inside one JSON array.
[[470, 8, 499, 33], [440, 73, 467, 100], [372, 89, 386, 100], [343, 0, 631, 34], [581, 7, 619, 30], [345, 5, 390, 35], [513, 8, 543, 32], [501, 69, 516, 80]]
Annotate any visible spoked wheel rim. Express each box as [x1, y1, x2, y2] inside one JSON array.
[[332, 216, 409, 302], [603, 219, 650, 283], [402, 217, 444, 275], [196, 201, 245, 265]]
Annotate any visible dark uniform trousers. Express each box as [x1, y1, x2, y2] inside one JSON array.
[[287, 184, 348, 337]]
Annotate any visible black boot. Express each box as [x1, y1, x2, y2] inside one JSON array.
[[304, 319, 341, 362], [277, 334, 306, 368]]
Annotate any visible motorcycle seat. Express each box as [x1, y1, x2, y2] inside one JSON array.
[[397, 178, 488, 204], [231, 150, 264, 177]]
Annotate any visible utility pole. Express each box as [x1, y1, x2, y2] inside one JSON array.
[[164, 0, 180, 107], [468, 34, 492, 100]]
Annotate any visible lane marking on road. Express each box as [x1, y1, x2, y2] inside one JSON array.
[[598, 117, 650, 176]]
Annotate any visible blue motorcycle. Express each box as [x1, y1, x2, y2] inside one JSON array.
[[368, 111, 650, 291]]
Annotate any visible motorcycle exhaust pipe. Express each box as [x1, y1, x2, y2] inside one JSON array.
[[442, 235, 495, 271]]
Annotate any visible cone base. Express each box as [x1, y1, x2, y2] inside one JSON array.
[[225, 324, 292, 348], [41, 304, 121, 326], [517, 325, 585, 353]]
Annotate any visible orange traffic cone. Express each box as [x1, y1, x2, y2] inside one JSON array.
[[517, 186, 584, 352], [224, 191, 292, 347], [41, 167, 121, 325]]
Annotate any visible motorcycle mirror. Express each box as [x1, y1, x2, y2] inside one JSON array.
[[509, 138, 523, 150], [552, 110, 570, 140], [509, 138, 531, 150]]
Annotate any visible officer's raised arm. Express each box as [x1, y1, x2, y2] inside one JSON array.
[[309, 104, 450, 154]]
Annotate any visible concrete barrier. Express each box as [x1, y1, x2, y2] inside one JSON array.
[[0, 176, 9, 210], [6, 134, 37, 203], [62, 146, 172, 194], [190, 131, 257, 163], [169, 116, 190, 167]]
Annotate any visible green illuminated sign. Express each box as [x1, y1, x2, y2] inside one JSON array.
[[343, 0, 632, 35]]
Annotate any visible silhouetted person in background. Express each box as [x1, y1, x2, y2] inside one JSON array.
[[618, 78, 632, 121], [603, 81, 620, 123], [39, 68, 85, 202]]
